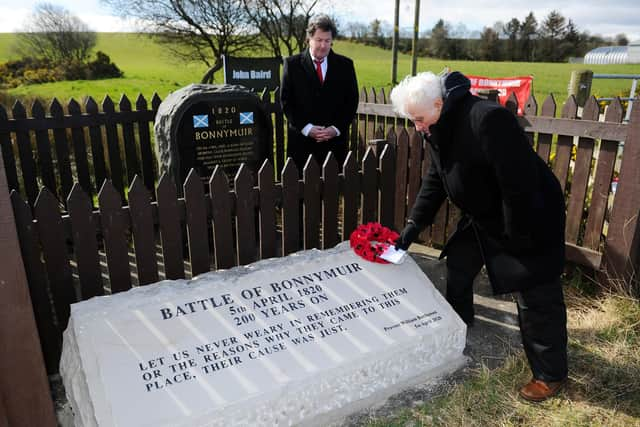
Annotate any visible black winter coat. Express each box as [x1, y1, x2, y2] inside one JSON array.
[[409, 72, 566, 294]]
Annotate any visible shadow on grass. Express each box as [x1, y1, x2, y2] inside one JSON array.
[[564, 332, 640, 419]]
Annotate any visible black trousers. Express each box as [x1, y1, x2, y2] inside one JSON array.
[[445, 226, 568, 382]]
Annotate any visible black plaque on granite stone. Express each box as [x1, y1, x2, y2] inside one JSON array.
[[155, 84, 272, 187]]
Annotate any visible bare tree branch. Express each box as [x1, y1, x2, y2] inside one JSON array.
[[101, 0, 261, 73], [241, 0, 319, 57], [15, 3, 96, 64]]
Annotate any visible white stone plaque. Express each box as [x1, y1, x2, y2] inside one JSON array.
[[61, 242, 467, 427]]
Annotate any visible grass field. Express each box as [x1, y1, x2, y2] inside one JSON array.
[[1, 33, 640, 107]]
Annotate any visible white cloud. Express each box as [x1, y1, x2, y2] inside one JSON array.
[[1, 0, 638, 40], [330, 0, 640, 41], [0, 7, 30, 32], [0, 0, 136, 32], [78, 13, 139, 32]]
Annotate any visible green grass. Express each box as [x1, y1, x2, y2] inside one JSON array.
[[0, 33, 204, 102], [348, 43, 640, 105], [1, 32, 640, 107]]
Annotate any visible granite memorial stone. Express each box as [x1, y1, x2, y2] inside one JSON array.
[[154, 84, 272, 186], [60, 242, 467, 427]]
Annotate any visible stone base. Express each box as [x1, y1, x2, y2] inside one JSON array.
[[61, 242, 467, 426]]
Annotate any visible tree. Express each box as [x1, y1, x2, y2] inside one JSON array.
[[615, 33, 629, 46], [491, 21, 504, 37], [346, 21, 368, 40], [540, 10, 566, 61], [15, 3, 96, 64], [559, 19, 582, 59], [540, 10, 566, 40], [368, 19, 381, 39], [430, 19, 450, 58], [503, 18, 520, 61], [101, 0, 260, 78], [478, 27, 501, 61], [451, 23, 470, 39], [519, 12, 538, 62], [365, 19, 387, 47], [447, 39, 471, 60], [582, 32, 606, 55], [447, 22, 471, 60], [241, 0, 319, 58]]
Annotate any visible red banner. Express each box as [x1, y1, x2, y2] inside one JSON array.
[[466, 75, 533, 115]]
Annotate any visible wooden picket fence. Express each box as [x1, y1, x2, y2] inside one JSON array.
[[0, 90, 289, 208], [9, 148, 396, 375], [1, 87, 638, 278], [0, 95, 159, 207], [0, 88, 381, 209], [1, 87, 640, 425]]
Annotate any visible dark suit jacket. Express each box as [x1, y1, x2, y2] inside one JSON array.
[[280, 49, 359, 170]]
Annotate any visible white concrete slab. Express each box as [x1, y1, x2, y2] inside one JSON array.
[[60, 242, 467, 427]]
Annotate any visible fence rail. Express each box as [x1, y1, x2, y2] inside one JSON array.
[[0, 94, 162, 207], [1, 89, 638, 271], [592, 73, 638, 122]]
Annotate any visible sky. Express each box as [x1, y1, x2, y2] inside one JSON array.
[[0, 0, 638, 41]]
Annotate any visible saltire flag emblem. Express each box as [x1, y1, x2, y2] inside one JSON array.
[[193, 114, 209, 128], [239, 112, 254, 125]]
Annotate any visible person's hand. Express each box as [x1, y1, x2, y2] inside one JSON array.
[[308, 126, 326, 140], [395, 221, 420, 250], [313, 126, 337, 142]]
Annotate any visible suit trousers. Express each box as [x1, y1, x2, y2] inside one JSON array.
[[445, 225, 568, 382]]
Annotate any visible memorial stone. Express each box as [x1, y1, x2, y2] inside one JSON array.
[[154, 84, 272, 186], [60, 243, 467, 427]]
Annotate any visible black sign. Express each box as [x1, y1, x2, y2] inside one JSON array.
[[223, 56, 281, 92], [179, 98, 269, 181], [155, 84, 272, 188]]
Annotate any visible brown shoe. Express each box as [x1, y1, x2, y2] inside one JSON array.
[[519, 378, 566, 402]]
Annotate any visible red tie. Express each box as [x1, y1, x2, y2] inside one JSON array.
[[314, 59, 323, 84]]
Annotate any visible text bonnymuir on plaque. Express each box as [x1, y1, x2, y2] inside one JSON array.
[[154, 84, 271, 186], [60, 243, 466, 426]]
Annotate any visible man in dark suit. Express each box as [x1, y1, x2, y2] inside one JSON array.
[[280, 14, 359, 171]]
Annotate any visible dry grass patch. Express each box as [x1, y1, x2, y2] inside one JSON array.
[[368, 286, 640, 427]]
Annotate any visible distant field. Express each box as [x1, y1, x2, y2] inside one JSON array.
[[1, 33, 639, 108]]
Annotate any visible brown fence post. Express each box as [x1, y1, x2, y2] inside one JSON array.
[[0, 148, 56, 425], [568, 69, 593, 108], [602, 100, 640, 293]]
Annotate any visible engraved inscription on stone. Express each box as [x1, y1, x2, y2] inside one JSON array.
[[155, 84, 272, 187], [60, 243, 466, 427]]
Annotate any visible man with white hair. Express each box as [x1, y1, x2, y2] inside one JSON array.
[[391, 71, 568, 402]]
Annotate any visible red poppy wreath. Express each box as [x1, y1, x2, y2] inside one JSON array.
[[349, 222, 399, 264]]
